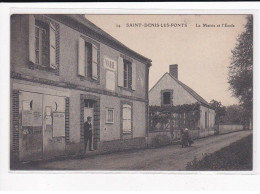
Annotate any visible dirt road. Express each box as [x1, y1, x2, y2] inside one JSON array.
[[27, 130, 252, 171]]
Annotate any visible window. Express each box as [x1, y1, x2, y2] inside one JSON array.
[[78, 37, 98, 80], [84, 99, 94, 108], [106, 108, 114, 123], [34, 20, 49, 67], [205, 112, 208, 128], [117, 56, 136, 90], [161, 90, 173, 106], [29, 15, 58, 71], [123, 59, 132, 88], [122, 104, 132, 133], [163, 92, 171, 105]]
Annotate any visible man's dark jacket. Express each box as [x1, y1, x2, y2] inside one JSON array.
[[84, 122, 92, 140]]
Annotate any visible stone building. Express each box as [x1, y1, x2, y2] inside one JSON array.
[[149, 64, 215, 138], [10, 14, 152, 162]]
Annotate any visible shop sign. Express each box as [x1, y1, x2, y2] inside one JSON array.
[[104, 57, 117, 71]]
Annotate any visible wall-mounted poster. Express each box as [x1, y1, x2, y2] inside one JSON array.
[[33, 111, 42, 127], [22, 110, 33, 126], [52, 112, 65, 137], [22, 100, 31, 111], [45, 106, 52, 125]]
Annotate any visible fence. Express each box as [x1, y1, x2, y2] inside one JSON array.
[[148, 104, 201, 147], [149, 108, 200, 132]]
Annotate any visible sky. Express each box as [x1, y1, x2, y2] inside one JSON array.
[[85, 14, 248, 106]]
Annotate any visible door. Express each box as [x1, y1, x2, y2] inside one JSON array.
[[19, 92, 43, 161], [84, 100, 94, 151]]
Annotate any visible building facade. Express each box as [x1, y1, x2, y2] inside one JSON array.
[[149, 65, 215, 138], [10, 14, 152, 162]]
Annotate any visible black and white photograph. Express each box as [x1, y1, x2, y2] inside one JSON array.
[[9, 13, 253, 171]]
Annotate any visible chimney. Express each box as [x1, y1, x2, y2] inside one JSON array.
[[169, 64, 178, 79]]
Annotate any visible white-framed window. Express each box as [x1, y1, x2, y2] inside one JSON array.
[[34, 22, 49, 67], [78, 37, 98, 80], [106, 108, 114, 124], [122, 104, 132, 133]]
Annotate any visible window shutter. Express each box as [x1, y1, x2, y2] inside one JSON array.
[[92, 44, 98, 80], [132, 62, 136, 90], [29, 15, 36, 64], [117, 56, 124, 87], [49, 22, 57, 69], [78, 37, 85, 76]]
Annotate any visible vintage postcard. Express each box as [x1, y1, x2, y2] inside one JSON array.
[[10, 13, 253, 171]]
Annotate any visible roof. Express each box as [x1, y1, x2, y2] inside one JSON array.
[[66, 15, 152, 64], [150, 72, 214, 109]]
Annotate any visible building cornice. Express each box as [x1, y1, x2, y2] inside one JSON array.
[[11, 71, 147, 103]]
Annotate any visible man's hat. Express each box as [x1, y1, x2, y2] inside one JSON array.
[[87, 116, 92, 119]]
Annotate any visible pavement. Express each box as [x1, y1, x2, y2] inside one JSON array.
[[21, 130, 252, 171]]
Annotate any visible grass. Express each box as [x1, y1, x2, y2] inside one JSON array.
[[186, 134, 253, 171]]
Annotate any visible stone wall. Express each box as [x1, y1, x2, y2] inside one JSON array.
[[217, 124, 244, 134]]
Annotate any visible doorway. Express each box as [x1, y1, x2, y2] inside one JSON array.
[[84, 99, 95, 151]]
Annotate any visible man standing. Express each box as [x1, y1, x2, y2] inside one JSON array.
[[84, 116, 94, 152]]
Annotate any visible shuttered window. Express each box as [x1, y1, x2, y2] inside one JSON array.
[[132, 63, 136, 90], [92, 44, 98, 80], [49, 22, 57, 69], [118, 57, 136, 90], [34, 20, 49, 67], [28, 15, 59, 72], [78, 37, 86, 76], [117, 56, 124, 87], [78, 37, 99, 81], [29, 15, 36, 64], [122, 104, 132, 133]]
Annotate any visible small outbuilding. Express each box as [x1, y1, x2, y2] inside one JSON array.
[[149, 64, 215, 138]]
